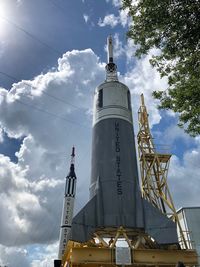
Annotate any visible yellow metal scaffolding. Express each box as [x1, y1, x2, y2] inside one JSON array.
[[137, 94, 189, 249]]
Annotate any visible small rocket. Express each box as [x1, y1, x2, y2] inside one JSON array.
[[70, 36, 178, 245], [58, 147, 76, 260]]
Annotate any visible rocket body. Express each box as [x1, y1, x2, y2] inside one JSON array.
[[90, 80, 139, 200], [70, 37, 178, 245], [58, 193, 75, 259], [58, 149, 76, 260], [89, 79, 144, 227]]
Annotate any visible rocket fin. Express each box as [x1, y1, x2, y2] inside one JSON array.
[[143, 199, 178, 244], [70, 195, 97, 242]]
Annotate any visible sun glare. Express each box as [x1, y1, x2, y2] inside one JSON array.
[[0, 1, 8, 35], [0, 1, 8, 16]]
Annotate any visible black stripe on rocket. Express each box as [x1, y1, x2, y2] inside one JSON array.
[[65, 176, 76, 197]]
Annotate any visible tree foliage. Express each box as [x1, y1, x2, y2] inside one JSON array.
[[122, 0, 200, 136]]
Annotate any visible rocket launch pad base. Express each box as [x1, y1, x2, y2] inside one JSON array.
[[66, 247, 198, 267], [62, 227, 198, 267]]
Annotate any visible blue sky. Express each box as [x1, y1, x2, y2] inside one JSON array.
[[0, 0, 199, 266]]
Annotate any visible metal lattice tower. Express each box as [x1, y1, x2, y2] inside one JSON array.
[[137, 94, 189, 249]]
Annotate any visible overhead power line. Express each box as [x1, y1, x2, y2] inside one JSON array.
[[46, 0, 67, 15], [0, 91, 89, 129], [0, 71, 83, 111], [0, 15, 62, 56], [16, 98, 84, 127]]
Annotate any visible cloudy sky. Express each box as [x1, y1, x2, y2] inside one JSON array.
[[0, 0, 199, 266]]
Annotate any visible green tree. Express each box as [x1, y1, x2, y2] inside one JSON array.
[[122, 0, 200, 136]]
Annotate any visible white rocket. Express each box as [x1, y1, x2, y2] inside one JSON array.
[[58, 147, 76, 260]]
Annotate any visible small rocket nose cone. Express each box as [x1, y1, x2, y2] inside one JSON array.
[[107, 35, 112, 43], [71, 146, 75, 157]]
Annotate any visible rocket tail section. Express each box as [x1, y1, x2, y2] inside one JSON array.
[[71, 186, 178, 245], [71, 117, 178, 245], [143, 199, 178, 245]]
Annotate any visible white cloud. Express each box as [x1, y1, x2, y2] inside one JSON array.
[[98, 14, 119, 28], [31, 243, 58, 267], [160, 124, 192, 147], [119, 8, 129, 27], [101, 0, 131, 28], [0, 153, 63, 246], [0, 242, 58, 267], [83, 14, 89, 23], [105, 0, 122, 7], [98, 11, 130, 28], [106, 0, 139, 7], [0, 245, 30, 267], [169, 147, 200, 208]]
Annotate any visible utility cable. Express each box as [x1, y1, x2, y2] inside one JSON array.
[[0, 15, 62, 56], [14, 98, 88, 129], [0, 71, 83, 111], [0, 92, 90, 129], [46, 0, 67, 16]]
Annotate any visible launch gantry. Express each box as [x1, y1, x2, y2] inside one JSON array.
[[137, 94, 190, 249]]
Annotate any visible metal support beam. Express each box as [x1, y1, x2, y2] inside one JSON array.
[[68, 247, 198, 266], [94, 233, 109, 247]]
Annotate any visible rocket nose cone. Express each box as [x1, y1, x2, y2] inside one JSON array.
[[107, 35, 112, 44], [107, 35, 114, 64]]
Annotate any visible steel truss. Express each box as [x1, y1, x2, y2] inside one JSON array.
[[137, 94, 189, 249]]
